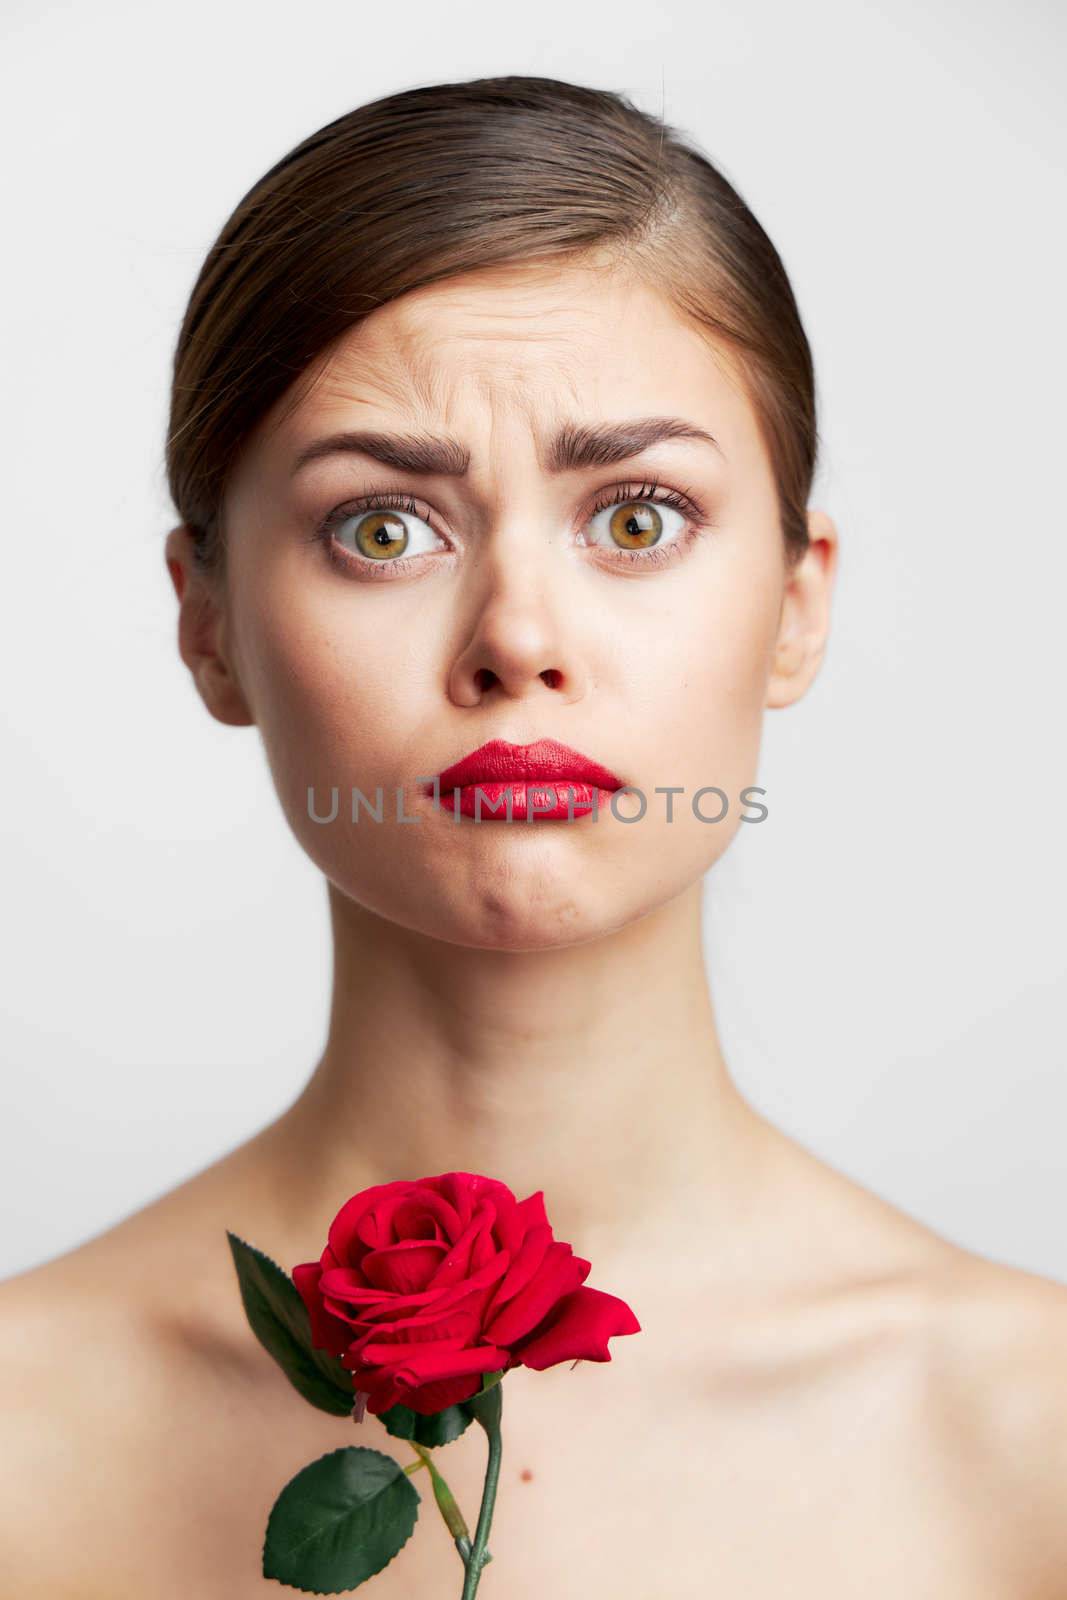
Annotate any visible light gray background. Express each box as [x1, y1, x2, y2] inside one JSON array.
[[1, 0, 1063, 1282]]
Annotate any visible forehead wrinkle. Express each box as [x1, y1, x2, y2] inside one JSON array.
[[425, 331, 595, 413], [299, 258, 681, 419], [286, 289, 661, 463], [309, 352, 400, 417], [473, 356, 592, 436], [427, 322, 589, 346], [414, 293, 605, 345], [350, 340, 581, 443], [312, 287, 609, 426], [426, 366, 539, 447], [391, 286, 605, 355]]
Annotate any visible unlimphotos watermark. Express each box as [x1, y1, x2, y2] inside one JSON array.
[[306, 781, 769, 825]]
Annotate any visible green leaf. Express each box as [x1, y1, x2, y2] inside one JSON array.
[[377, 1398, 475, 1447], [226, 1231, 354, 1417], [479, 1368, 506, 1394], [263, 1446, 420, 1593]]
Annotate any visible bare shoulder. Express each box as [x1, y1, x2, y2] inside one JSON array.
[[780, 1138, 1067, 1593], [0, 1249, 191, 1598], [0, 1203, 346, 1599], [0, 1248, 153, 1419], [0, 1163, 271, 1579], [931, 1247, 1067, 1455], [927, 1247, 1067, 1593]]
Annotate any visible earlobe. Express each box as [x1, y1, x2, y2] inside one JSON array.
[[765, 508, 839, 710], [163, 525, 255, 728]]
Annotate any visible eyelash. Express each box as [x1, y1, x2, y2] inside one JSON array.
[[308, 478, 712, 580]]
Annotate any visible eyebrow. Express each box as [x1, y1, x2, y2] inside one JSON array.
[[290, 416, 725, 479]]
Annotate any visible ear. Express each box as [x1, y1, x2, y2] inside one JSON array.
[[765, 508, 839, 709], [164, 525, 254, 727]]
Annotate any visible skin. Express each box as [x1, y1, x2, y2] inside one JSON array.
[[1, 258, 1066, 1597]]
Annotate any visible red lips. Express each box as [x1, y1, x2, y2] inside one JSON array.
[[428, 738, 623, 794]]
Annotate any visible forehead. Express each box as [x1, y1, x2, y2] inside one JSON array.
[[266, 260, 752, 456]]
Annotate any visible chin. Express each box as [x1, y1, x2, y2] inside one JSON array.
[[442, 898, 603, 953], [331, 851, 625, 952]]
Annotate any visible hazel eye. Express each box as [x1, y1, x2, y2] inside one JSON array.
[[333, 507, 440, 562], [585, 497, 687, 555]]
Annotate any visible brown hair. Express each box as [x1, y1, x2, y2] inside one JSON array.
[[165, 75, 817, 576]]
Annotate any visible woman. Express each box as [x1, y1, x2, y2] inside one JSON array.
[[2, 74, 1064, 1598]]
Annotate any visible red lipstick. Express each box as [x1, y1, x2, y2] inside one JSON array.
[[425, 738, 624, 821]]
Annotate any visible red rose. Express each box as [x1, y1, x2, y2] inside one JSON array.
[[292, 1171, 641, 1416]]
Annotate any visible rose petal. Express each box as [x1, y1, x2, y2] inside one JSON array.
[[391, 1194, 453, 1241], [359, 1375, 404, 1415], [470, 1207, 501, 1271], [327, 1182, 417, 1263], [319, 1262, 373, 1295], [401, 1374, 484, 1414], [345, 1262, 508, 1354], [370, 1341, 511, 1384], [515, 1190, 549, 1236], [422, 1172, 517, 1231], [365, 1368, 484, 1417], [511, 1286, 642, 1370], [329, 1244, 510, 1331], [350, 1301, 481, 1355], [484, 1242, 589, 1346], [480, 1221, 552, 1324], [292, 1260, 354, 1357], [491, 1193, 527, 1259], [425, 1199, 495, 1285], [362, 1239, 447, 1294], [343, 1331, 509, 1417], [358, 1189, 414, 1250]]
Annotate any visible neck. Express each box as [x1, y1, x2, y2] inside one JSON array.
[[268, 878, 772, 1281]]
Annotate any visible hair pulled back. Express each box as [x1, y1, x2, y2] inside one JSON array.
[[166, 75, 817, 575]]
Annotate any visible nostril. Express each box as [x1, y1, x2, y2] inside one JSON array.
[[541, 669, 561, 688]]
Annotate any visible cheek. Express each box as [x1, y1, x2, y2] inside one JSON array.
[[615, 550, 780, 828], [231, 578, 426, 835]]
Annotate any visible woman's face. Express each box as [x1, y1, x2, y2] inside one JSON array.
[[185, 259, 833, 950]]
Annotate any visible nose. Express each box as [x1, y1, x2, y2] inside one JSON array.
[[446, 536, 588, 709]]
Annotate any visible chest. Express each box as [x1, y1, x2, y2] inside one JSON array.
[[122, 1356, 1020, 1599]]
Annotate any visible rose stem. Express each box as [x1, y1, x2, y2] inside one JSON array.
[[460, 1382, 504, 1599], [406, 1440, 493, 1570]]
